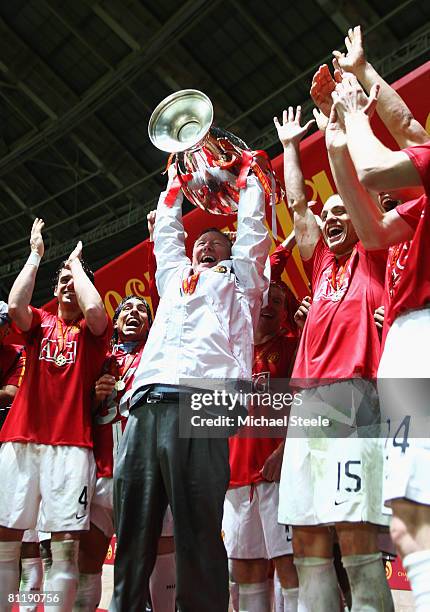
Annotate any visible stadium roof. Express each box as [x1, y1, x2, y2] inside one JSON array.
[[0, 0, 428, 303]]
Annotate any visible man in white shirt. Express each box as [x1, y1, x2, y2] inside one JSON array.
[[109, 167, 270, 612]]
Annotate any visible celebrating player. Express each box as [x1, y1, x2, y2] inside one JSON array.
[[0, 219, 110, 611], [273, 106, 393, 611], [330, 68, 430, 611]]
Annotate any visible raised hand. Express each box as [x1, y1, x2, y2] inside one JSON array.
[[324, 106, 347, 150], [273, 106, 315, 148], [332, 26, 366, 75], [67, 240, 83, 266], [310, 65, 337, 117], [30, 218, 45, 257], [313, 108, 329, 132], [332, 73, 380, 122], [147, 210, 157, 241]]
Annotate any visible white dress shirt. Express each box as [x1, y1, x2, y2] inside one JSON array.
[[128, 174, 270, 402]]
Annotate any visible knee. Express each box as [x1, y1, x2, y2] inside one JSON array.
[[293, 528, 333, 558], [231, 558, 269, 583], [273, 554, 298, 588], [336, 524, 378, 556], [390, 516, 416, 557]]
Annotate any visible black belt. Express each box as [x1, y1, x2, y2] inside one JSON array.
[[145, 385, 200, 404]]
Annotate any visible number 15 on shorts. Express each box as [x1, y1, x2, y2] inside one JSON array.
[[335, 460, 362, 505]]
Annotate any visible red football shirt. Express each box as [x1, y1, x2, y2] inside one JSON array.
[[385, 142, 430, 327], [0, 344, 25, 388], [228, 331, 298, 487], [0, 308, 111, 448], [93, 343, 145, 478], [292, 238, 386, 383]]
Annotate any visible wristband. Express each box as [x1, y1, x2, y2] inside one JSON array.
[[26, 251, 41, 267]]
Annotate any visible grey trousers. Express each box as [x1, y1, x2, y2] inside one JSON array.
[[110, 398, 230, 612]]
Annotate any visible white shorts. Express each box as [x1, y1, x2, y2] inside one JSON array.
[[378, 309, 430, 506], [22, 529, 51, 543], [223, 482, 293, 559], [91, 476, 174, 539], [278, 381, 389, 527], [0, 442, 96, 532]]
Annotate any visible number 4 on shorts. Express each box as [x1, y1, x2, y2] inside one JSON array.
[[393, 416, 410, 454], [79, 485, 88, 509]]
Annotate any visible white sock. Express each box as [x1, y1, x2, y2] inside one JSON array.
[[0, 541, 21, 612], [149, 552, 176, 612], [230, 581, 239, 611], [44, 540, 79, 612], [342, 553, 394, 611], [73, 572, 102, 611], [282, 587, 299, 612], [294, 557, 339, 612], [238, 581, 271, 612], [20, 557, 43, 612], [403, 550, 430, 611], [273, 571, 284, 612]]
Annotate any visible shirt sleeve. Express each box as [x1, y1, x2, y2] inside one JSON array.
[[1, 345, 25, 388], [302, 237, 331, 294], [395, 196, 425, 231], [147, 241, 160, 316], [232, 175, 272, 297], [403, 141, 430, 195], [154, 187, 191, 297], [270, 244, 292, 281]]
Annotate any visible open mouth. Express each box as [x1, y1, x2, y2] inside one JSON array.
[[379, 194, 401, 211], [200, 255, 216, 264], [326, 225, 344, 240], [260, 310, 274, 319], [124, 318, 141, 328]]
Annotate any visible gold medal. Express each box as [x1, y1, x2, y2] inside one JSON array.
[[55, 354, 67, 366], [115, 379, 126, 391]]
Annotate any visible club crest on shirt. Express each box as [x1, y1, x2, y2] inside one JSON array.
[[212, 265, 228, 273], [39, 338, 77, 365], [314, 269, 349, 303]]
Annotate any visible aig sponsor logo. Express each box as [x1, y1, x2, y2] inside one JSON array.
[[39, 338, 77, 365]]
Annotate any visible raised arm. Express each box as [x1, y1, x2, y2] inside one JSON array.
[[68, 242, 108, 337], [333, 25, 429, 148], [154, 167, 189, 297], [8, 218, 45, 332], [327, 105, 414, 250], [231, 174, 271, 298], [273, 107, 320, 260], [332, 74, 423, 192]]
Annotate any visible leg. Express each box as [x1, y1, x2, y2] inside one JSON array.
[[149, 534, 176, 612], [111, 404, 168, 612], [231, 558, 271, 612], [336, 522, 394, 612], [293, 527, 340, 612], [390, 498, 430, 611], [44, 531, 80, 612], [0, 527, 23, 612], [20, 534, 43, 612], [160, 403, 230, 612], [74, 523, 110, 611]]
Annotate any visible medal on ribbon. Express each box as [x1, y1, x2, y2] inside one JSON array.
[[114, 379, 126, 391]]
